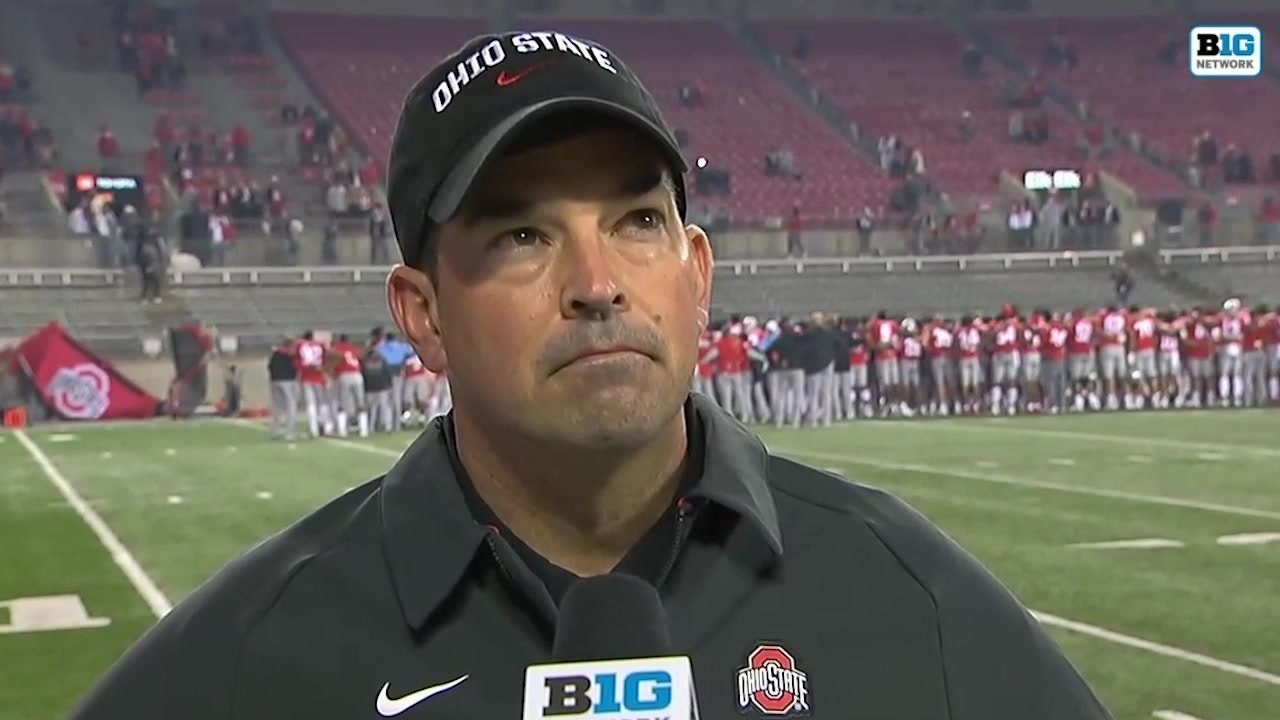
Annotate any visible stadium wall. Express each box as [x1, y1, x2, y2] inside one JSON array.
[[114, 355, 275, 411]]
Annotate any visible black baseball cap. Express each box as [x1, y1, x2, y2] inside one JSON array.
[[386, 31, 689, 267]]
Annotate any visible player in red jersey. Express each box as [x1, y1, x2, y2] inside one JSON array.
[[1217, 298, 1247, 407], [693, 326, 718, 400], [1183, 308, 1216, 407], [714, 320, 753, 423], [330, 334, 370, 437], [1019, 311, 1044, 413], [899, 318, 924, 415], [989, 305, 1022, 415], [294, 330, 333, 437], [1129, 307, 1160, 408], [1066, 308, 1099, 411], [1039, 311, 1070, 414], [402, 352, 432, 425], [868, 310, 902, 416], [847, 317, 872, 418], [955, 315, 984, 414], [1262, 305, 1280, 402], [924, 314, 956, 415], [1097, 305, 1129, 409], [1155, 310, 1185, 408]]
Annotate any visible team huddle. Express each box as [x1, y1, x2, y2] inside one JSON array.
[[266, 328, 451, 440], [696, 299, 1280, 427]]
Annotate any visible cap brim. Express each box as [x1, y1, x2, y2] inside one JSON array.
[[425, 96, 688, 226]]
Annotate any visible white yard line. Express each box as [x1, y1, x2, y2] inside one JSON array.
[[223, 418, 406, 458], [12, 430, 173, 619], [773, 446, 1280, 521], [908, 420, 1280, 458], [1034, 612, 1280, 687]]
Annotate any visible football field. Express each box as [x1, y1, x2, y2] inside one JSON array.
[[2, 410, 1278, 720]]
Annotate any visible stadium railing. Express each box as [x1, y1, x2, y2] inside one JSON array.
[[0, 247, 1276, 287]]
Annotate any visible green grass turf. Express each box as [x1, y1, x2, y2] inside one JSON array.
[[1, 410, 1277, 720]]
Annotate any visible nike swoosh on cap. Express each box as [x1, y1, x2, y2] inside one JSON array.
[[375, 674, 469, 717], [496, 66, 539, 86]]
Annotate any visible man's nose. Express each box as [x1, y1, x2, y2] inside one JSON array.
[[559, 234, 629, 320]]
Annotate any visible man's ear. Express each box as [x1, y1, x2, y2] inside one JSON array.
[[684, 223, 714, 330], [386, 265, 448, 373]]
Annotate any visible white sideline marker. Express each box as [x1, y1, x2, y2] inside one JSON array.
[[1049, 457, 1075, 466], [1127, 454, 1152, 463], [1196, 452, 1226, 461], [1068, 538, 1185, 550], [255, 491, 273, 500], [1153, 710, 1210, 720], [1216, 532, 1280, 546], [166, 495, 184, 505], [48, 434, 76, 443], [163, 448, 176, 456], [100, 451, 112, 459], [12, 430, 173, 618], [975, 460, 999, 469]]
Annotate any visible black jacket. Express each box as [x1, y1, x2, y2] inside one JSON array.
[[68, 395, 1111, 720]]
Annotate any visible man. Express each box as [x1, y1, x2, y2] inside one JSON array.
[[377, 330, 417, 430], [362, 335, 395, 432], [266, 335, 299, 441], [294, 329, 332, 436], [68, 32, 1112, 720], [330, 333, 370, 437]]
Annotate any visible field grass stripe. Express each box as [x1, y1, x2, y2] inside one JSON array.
[[1034, 612, 1280, 687], [12, 429, 173, 619], [919, 421, 1280, 458], [772, 446, 1280, 521]]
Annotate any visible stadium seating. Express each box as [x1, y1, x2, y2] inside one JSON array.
[[0, 284, 153, 355], [272, 14, 889, 223], [984, 17, 1280, 176], [757, 21, 1188, 200]]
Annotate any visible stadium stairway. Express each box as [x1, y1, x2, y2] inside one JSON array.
[[725, 20, 897, 192], [1125, 249, 1227, 307], [955, 16, 1195, 198]]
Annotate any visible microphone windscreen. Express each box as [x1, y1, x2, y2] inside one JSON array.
[[552, 573, 672, 662]]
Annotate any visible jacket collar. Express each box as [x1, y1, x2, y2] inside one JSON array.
[[379, 393, 784, 630]]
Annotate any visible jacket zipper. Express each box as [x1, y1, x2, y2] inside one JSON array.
[[655, 498, 694, 587]]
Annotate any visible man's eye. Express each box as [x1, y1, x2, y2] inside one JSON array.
[[492, 228, 542, 249], [621, 209, 665, 232]]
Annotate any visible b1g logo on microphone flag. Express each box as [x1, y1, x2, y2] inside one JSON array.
[[1190, 25, 1263, 77], [523, 656, 699, 720], [735, 644, 811, 717]]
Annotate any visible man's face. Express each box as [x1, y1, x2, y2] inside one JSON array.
[[388, 126, 713, 450]]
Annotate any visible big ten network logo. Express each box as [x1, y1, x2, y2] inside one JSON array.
[[541, 670, 674, 719], [1190, 25, 1263, 78]]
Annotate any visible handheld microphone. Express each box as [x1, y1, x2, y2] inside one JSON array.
[[522, 574, 700, 720]]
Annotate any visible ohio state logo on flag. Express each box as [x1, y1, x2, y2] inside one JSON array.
[[46, 363, 111, 420], [735, 644, 811, 716]]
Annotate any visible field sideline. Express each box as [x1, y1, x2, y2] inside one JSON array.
[[2, 410, 1278, 720]]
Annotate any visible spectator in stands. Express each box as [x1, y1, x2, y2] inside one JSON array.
[[1044, 35, 1078, 70], [878, 135, 900, 173], [856, 207, 876, 255], [0, 60, 15, 102], [138, 234, 162, 303], [1259, 196, 1280, 245], [908, 146, 926, 177], [97, 124, 119, 172], [960, 43, 983, 77], [1079, 121, 1107, 158], [786, 206, 805, 257], [1024, 109, 1049, 145], [959, 110, 974, 143], [1111, 262, 1132, 305], [322, 220, 339, 264], [231, 122, 251, 166], [677, 82, 702, 107], [1196, 200, 1217, 247], [1222, 144, 1255, 184], [1193, 131, 1218, 166], [369, 203, 392, 264], [208, 212, 231, 266], [1039, 192, 1067, 250], [325, 180, 347, 216], [1008, 110, 1025, 142], [1157, 35, 1180, 65], [1006, 201, 1035, 250], [765, 147, 800, 179]]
